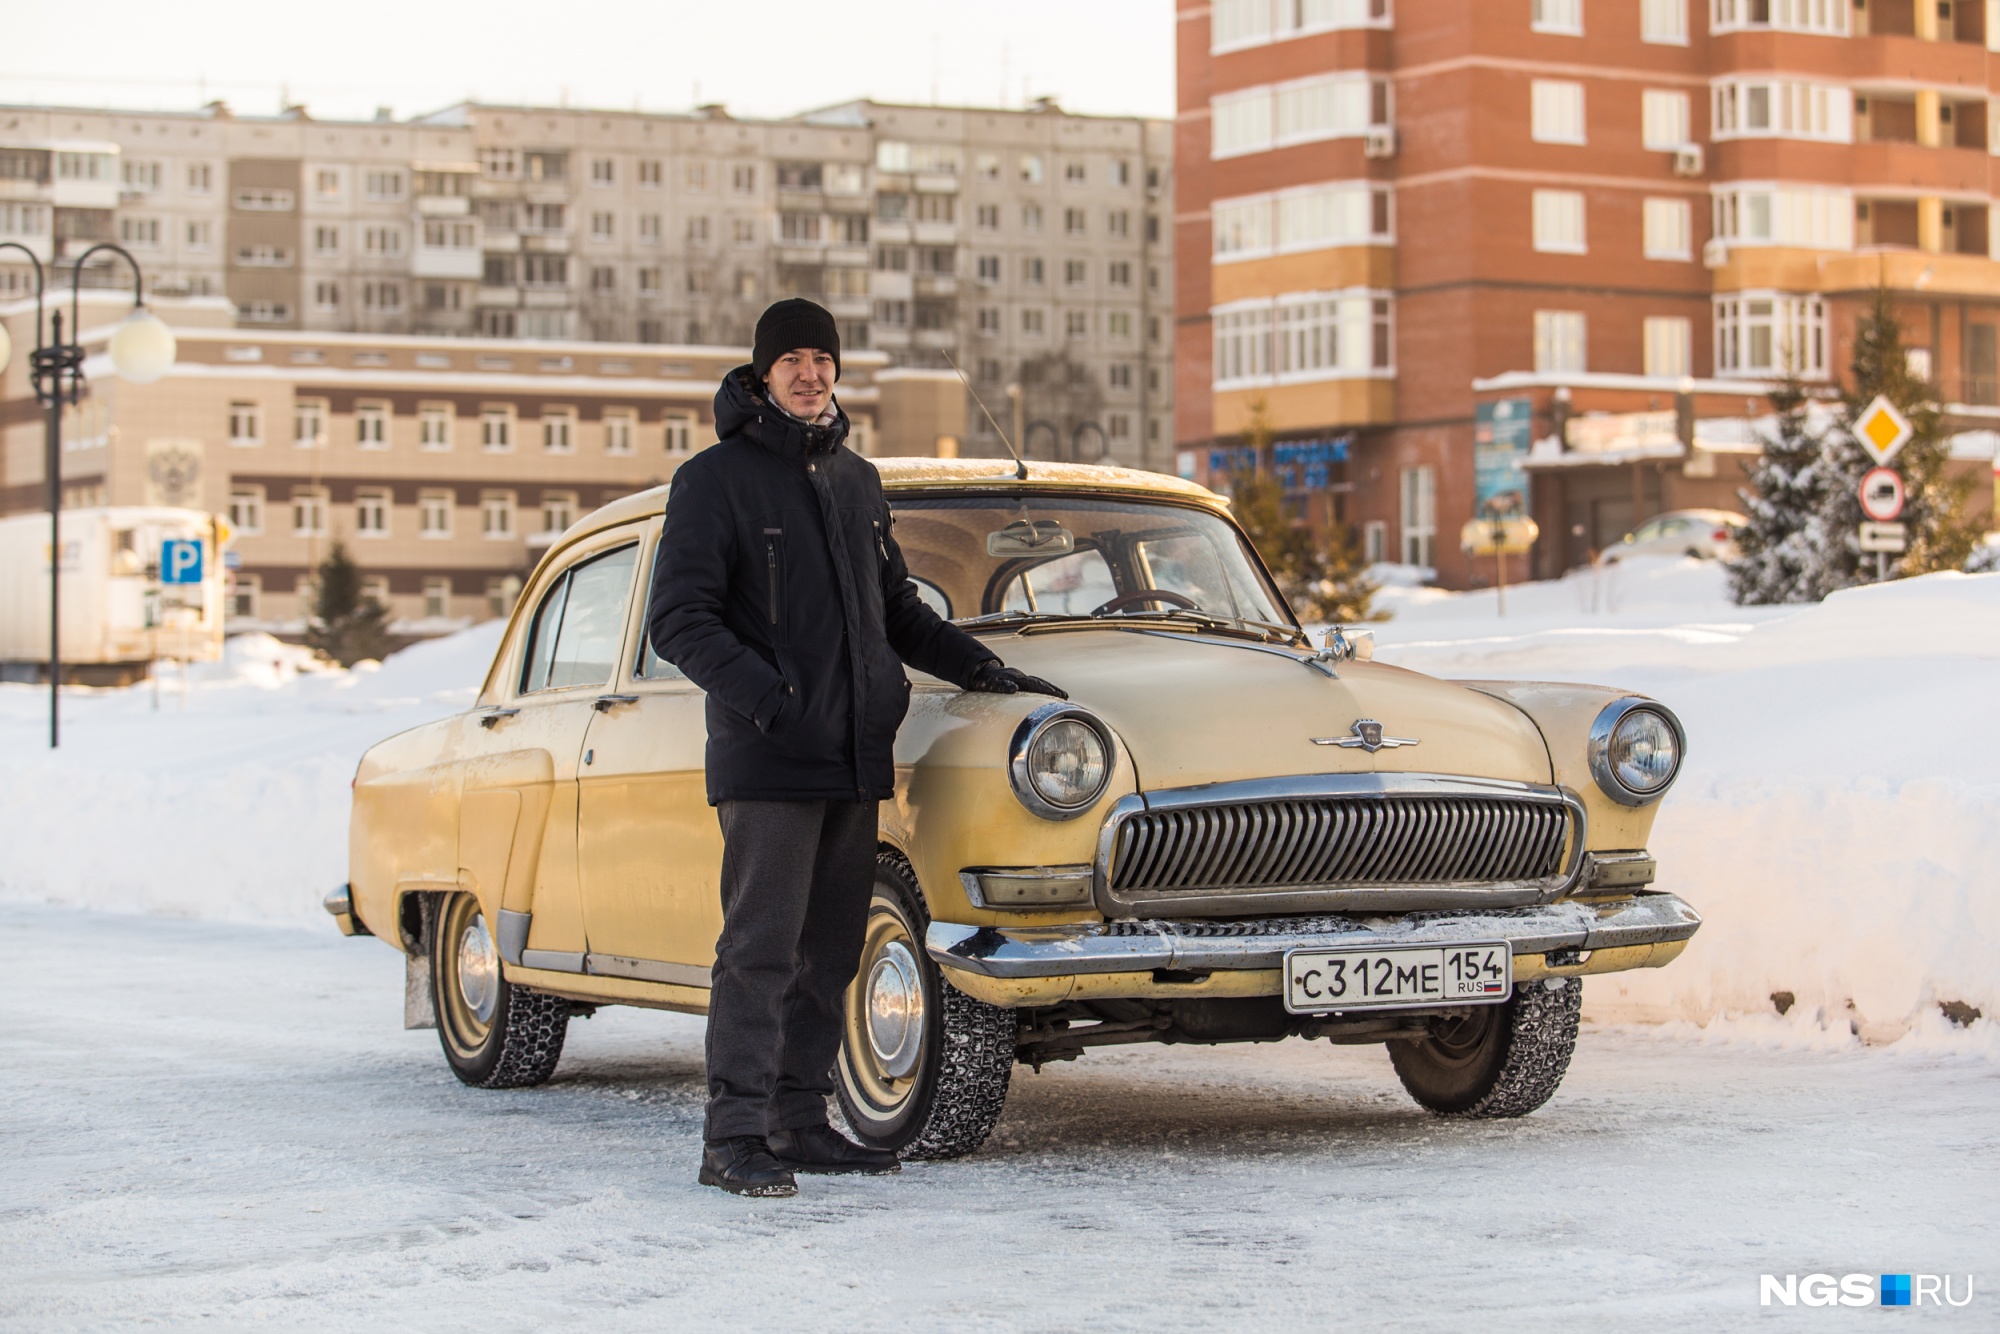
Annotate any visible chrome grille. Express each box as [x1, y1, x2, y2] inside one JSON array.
[[1106, 794, 1573, 897]]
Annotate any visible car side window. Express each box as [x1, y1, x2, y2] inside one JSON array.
[[519, 544, 639, 693], [999, 548, 1116, 614], [635, 536, 689, 682]]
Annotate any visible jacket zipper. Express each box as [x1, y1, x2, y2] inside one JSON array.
[[765, 539, 779, 625], [873, 519, 888, 566]]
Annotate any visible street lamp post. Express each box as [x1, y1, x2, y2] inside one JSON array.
[[0, 241, 177, 747]]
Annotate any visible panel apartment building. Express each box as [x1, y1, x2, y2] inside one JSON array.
[[1176, 0, 2000, 584], [0, 95, 1172, 471]]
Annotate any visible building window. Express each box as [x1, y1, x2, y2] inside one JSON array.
[[422, 577, 451, 618], [780, 212, 821, 242], [292, 400, 325, 449], [355, 489, 390, 538], [590, 265, 616, 293], [639, 213, 662, 243], [590, 157, 615, 186], [1022, 256, 1045, 286], [1108, 413, 1131, 439], [1532, 0, 1582, 33], [313, 225, 341, 257], [637, 265, 662, 294], [481, 408, 513, 452], [1533, 310, 1588, 374], [664, 412, 695, 456], [1642, 91, 1691, 149], [732, 164, 756, 193], [1107, 311, 1134, 340], [1212, 0, 1396, 50], [1714, 293, 1827, 378], [481, 491, 516, 540], [976, 306, 1000, 334], [590, 211, 615, 241], [1210, 73, 1391, 159], [976, 204, 1000, 230], [230, 574, 261, 621], [419, 404, 452, 451], [1642, 0, 1688, 42], [542, 491, 578, 534], [1066, 310, 1090, 338], [1712, 80, 1851, 143], [1214, 181, 1394, 260], [1108, 260, 1133, 287], [1400, 467, 1436, 568], [1644, 317, 1692, 378], [1108, 363, 1134, 389], [1065, 259, 1088, 286], [228, 486, 264, 535], [1363, 520, 1387, 565], [688, 215, 713, 244], [226, 401, 262, 447], [1531, 81, 1586, 144], [1711, 0, 1847, 35], [1711, 186, 1853, 248], [233, 187, 294, 211], [601, 411, 635, 455], [419, 490, 453, 538], [1643, 198, 1693, 259], [362, 226, 404, 257], [543, 410, 576, 453], [185, 219, 212, 250], [1532, 190, 1587, 253], [236, 244, 292, 268], [348, 401, 385, 450], [521, 254, 568, 287], [187, 162, 213, 193], [1214, 290, 1394, 388], [363, 170, 404, 201], [361, 281, 403, 310], [638, 159, 662, 188], [1021, 203, 1043, 233], [1022, 308, 1046, 335], [976, 254, 1001, 282], [118, 217, 160, 247], [292, 488, 328, 537]]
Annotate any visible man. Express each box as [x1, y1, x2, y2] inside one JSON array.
[[648, 298, 1063, 1197]]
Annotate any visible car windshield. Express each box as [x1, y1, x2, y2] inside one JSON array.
[[887, 493, 1296, 636]]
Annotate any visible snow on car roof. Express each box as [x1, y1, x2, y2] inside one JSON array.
[[564, 458, 1227, 548]]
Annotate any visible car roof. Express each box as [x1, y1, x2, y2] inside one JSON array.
[[1651, 508, 1749, 525], [557, 456, 1229, 550]]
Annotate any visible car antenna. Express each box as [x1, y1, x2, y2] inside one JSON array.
[[940, 349, 1029, 481]]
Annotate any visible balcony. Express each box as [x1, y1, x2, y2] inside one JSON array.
[[912, 222, 957, 246], [413, 247, 483, 280], [823, 294, 871, 319], [417, 195, 471, 217], [914, 328, 959, 350], [1846, 140, 1991, 195], [476, 285, 521, 308], [914, 275, 958, 298]]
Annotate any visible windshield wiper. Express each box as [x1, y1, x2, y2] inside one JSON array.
[[954, 610, 1087, 629], [1101, 608, 1300, 645]]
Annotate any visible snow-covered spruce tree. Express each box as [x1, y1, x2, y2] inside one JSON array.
[[1726, 377, 1827, 605], [1228, 399, 1383, 623], [1811, 289, 1978, 593], [306, 541, 394, 667]]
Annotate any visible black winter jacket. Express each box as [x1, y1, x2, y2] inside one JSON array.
[[647, 367, 999, 803]]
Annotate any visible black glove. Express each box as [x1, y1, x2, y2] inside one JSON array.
[[968, 660, 1068, 700]]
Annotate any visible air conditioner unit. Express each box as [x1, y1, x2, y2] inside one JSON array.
[[1702, 238, 1730, 269], [1672, 144, 1705, 177], [1363, 128, 1398, 160]]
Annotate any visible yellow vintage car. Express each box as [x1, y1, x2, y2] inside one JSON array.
[[329, 459, 1698, 1158]]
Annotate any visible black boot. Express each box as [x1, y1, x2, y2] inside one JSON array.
[[768, 1123, 902, 1175], [698, 1136, 798, 1197]]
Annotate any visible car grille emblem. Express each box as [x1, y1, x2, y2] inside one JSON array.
[[1311, 719, 1420, 753]]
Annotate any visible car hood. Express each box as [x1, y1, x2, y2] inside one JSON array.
[[965, 626, 1554, 792]]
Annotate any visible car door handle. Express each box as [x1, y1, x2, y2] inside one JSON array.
[[593, 694, 641, 713], [477, 708, 520, 729]]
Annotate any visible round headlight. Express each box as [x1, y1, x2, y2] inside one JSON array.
[[1588, 699, 1685, 806], [1008, 704, 1115, 820]]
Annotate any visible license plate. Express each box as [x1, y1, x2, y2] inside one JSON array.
[[1282, 942, 1512, 1014]]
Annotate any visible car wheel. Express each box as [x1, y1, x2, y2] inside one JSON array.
[[835, 853, 1017, 1160], [1388, 976, 1582, 1118], [430, 891, 569, 1089]]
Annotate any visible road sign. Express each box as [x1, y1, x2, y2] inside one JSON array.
[[1858, 521, 1908, 554], [160, 538, 203, 585], [1853, 395, 1913, 466], [1859, 467, 1906, 522]]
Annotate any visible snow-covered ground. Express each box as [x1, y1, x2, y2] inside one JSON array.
[[4, 904, 1994, 1331], [3, 559, 1996, 1327]]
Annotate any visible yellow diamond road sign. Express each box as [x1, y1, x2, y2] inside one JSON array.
[[1854, 395, 1913, 466]]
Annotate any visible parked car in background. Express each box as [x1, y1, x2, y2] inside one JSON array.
[[334, 460, 1700, 1159], [1600, 509, 1747, 564]]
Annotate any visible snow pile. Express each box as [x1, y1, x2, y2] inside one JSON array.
[[3, 560, 1994, 1043], [1371, 558, 2000, 1042], [0, 623, 501, 923]]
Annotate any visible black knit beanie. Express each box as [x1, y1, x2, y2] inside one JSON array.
[[752, 298, 841, 381]]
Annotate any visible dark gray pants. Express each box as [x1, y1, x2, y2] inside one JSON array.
[[705, 798, 879, 1141]]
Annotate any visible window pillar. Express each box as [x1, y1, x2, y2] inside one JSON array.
[[1920, 196, 1945, 253]]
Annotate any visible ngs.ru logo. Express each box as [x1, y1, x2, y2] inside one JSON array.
[[1760, 1274, 1975, 1308]]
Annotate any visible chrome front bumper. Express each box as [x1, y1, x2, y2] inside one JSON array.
[[926, 892, 1701, 979]]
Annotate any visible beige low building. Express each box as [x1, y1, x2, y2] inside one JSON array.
[[0, 292, 962, 633]]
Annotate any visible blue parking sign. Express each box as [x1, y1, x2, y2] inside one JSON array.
[[161, 539, 203, 585]]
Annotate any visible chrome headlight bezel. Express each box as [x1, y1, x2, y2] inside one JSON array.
[[1587, 698, 1686, 807], [1007, 702, 1117, 821]]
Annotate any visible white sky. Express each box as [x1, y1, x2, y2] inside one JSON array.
[[0, 0, 1176, 124]]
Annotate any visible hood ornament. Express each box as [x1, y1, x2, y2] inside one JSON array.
[[1312, 719, 1419, 753]]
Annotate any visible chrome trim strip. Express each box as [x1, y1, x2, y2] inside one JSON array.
[[585, 952, 713, 989], [1584, 850, 1658, 890], [1090, 773, 1589, 919], [927, 892, 1702, 980], [1587, 698, 1687, 807], [960, 865, 1096, 909], [519, 949, 586, 974], [495, 909, 531, 966]]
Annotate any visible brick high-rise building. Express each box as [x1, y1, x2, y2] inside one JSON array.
[[1177, 0, 2000, 584]]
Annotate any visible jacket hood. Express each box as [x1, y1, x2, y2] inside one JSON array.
[[714, 363, 850, 459]]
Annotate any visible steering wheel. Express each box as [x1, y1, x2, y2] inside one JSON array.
[[1091, 589, 1198, 617]]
